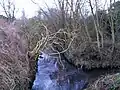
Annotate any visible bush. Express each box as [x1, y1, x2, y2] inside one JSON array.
[[0, 22, 30, 90]]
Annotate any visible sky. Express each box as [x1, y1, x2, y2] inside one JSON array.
[[0, 0, 114, 19], [15, 0, 56, 18], [15, 0, 109, 18], [0, 0, 56, 18]]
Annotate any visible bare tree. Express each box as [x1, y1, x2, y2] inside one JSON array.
[[0, 0, 17, 22], [27, 23, 76, 69], [76, 0, 91, 42], [88, 0, 101, 49], [109, 0, 115, 47]]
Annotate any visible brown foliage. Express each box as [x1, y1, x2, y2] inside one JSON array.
[[0, 21, 30, 90]]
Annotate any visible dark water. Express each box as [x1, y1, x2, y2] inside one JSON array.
[[32, 53, 88, 90]]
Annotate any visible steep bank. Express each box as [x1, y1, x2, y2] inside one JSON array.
[[64, 42, 120, 69]]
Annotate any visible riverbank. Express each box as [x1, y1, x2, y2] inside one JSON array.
[[85, 73, 120, 90]]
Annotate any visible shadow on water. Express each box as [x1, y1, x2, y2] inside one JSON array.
[[32, 53, 88, 90]]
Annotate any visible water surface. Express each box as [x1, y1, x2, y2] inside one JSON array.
[[32, 53, 88, 90]]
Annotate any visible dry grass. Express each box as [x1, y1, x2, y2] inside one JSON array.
[[0, 19, 76, 90], [85, 73, 120, 90], [0, 22, 30, 90]]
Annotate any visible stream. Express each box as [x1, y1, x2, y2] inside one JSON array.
[[32, 53, 120, 90], [32, 53, 88, 90]]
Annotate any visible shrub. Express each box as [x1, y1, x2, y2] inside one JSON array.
[[0, 21, 30, 90]]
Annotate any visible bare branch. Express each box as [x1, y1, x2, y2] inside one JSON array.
[[0, 0, 16, 22]]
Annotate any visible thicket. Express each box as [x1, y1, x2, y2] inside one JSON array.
[[27, 0, 120, 69], [1, 0, 120, 90]]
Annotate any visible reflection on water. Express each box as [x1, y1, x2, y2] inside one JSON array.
[[32, 53, 88, 90]]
